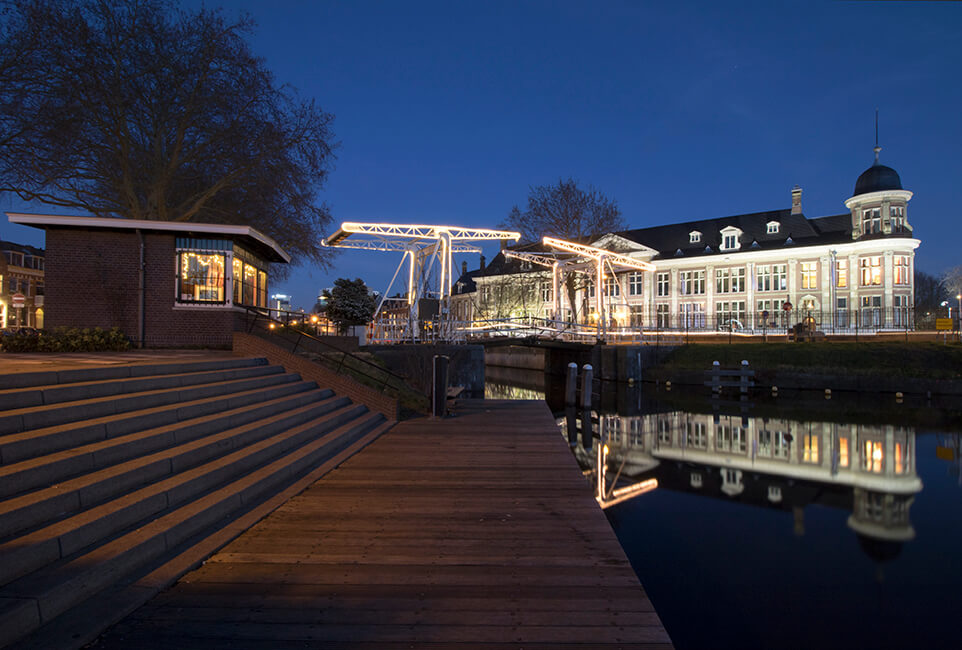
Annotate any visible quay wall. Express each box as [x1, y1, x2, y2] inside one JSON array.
[[368, 344, 485, 396], [646, 366, 962, 396]]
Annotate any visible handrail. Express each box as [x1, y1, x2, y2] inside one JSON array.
[[241, 306, 406, 395]]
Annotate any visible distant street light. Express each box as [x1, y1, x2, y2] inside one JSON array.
[[942, 300, 951, 319]]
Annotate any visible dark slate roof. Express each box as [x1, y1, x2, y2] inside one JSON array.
[[853, 162, 902, 196], [452, 268, 484, 295], [0, 240, 44, 256], [616, 208, 853, 260]]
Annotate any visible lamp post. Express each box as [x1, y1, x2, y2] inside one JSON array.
[[958, 294, 962, 342]]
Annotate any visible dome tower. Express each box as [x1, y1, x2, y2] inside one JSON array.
[[844, 136, 912, 240]]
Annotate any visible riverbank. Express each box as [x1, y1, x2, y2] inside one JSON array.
[[647, 341, 962, 395]]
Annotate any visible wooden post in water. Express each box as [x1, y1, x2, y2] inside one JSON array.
[[581, 364, 593, 449], [740, 360, 750, 395], [566, 362, 578, 446], [711, 360, 721, 394], [566, 362, 578, 407]]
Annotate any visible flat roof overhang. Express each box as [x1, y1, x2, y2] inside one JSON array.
[[7, 213, 291, 263]]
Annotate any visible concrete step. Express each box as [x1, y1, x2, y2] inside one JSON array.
[[0, 366, 298, 437], [0, 408, 384, 649], [0, 372, 306, 465], [10, 420, 392, 650], [0, 357, 269, 391], [0, 362, 287, 412], [0, 395, 355, 541], [0, 384, 333, 499]]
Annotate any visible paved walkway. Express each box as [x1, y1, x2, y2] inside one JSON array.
[[93, 399, 672, 649], [0, 349, 237, 374]]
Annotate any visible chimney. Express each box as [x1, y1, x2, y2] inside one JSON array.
[[791, 185, 802, 215], [461, 260, 467, 276], [479, 255, 486, 271]]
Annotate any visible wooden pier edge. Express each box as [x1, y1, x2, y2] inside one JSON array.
[[95, 399, 674, 649]]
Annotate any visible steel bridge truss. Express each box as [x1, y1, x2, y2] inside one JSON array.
[[504, 237, 655, 338], [322, 222, 521, 340]]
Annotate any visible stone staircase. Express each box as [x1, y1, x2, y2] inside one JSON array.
[[0, 356, 390, 649]]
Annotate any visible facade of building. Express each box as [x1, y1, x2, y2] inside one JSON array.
[[8, 214, 289, 347], [457, 149, 920, 333], [0, 240, 45, 329]]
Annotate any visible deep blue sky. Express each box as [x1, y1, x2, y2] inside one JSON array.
[[3, 0, 960, 310]]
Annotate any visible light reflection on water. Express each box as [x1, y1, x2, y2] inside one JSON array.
[[485, 372, 962, 650]]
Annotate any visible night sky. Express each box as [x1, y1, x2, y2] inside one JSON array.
[[3, 0, 960, 310]]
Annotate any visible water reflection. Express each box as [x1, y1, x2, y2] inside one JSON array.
[[561, 410, 922, 548], [486, 369, 962, 649]]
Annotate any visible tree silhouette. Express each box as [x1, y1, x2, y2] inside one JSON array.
[[0, 0, 337, 269]]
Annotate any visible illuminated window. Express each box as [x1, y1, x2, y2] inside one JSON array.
[[894, 442, 904, 475], [232, 258, 243, 304], [243, 264, 257, 305], [862, 440, 883, 473], [803, 433, 819, 464], [859, 257, 882, 286], [836, 259, 847, 288], [894, 255, 910, 285], [801, 262, 817, 289], [258, 270, 268, 307], [178, 252, 225, 302], [839, 437, 849, 467]]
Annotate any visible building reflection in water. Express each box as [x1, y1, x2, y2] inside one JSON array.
[[559, 410, 921, 549]]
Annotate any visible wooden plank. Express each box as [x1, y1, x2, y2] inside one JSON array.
[[96, 399, 673, 648]]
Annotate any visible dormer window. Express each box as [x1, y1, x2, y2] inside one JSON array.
[[719, 227, 742, 251], [767, 221, 780, 234], [689, 231, 702, 244], [890, 205, 906, 233]]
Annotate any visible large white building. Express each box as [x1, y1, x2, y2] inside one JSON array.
[[456, 147, 919, 333]]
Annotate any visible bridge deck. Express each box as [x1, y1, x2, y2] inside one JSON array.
[[96, 399, 672, 649]]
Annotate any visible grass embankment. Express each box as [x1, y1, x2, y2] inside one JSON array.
[[658, 341, 962, 380]]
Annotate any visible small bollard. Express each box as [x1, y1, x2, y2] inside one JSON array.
[[581, 364, 593, 449], [666, 380, 672, 391], [565, 362, 578, 408], [825, 388, 831, 400], [772, 385, 778, 396], [712, 360, 721, 393], [896, 391, 904, 403], [740, 360, 749, 395]]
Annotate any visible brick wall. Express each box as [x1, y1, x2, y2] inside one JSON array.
[[233, 331, 399, 421], [46, 228, 236, 348]]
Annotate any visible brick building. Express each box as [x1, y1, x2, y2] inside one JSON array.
[[7, 214, 289, 347], [0, 240, 45, 329]]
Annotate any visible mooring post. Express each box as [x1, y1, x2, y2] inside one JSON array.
[[431, 354, 449, 418], [565, 362, 578, 408], [581, 363, 593, 449], [712, 360, 721, 393], [740, 359, 749, 395]]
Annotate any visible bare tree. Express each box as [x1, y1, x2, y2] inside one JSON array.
[[941, 265, 962, 301], [0, 0, 337, 269], [500, 178, 626, 322]]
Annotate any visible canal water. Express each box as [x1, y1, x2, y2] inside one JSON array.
[[485, 365, 962, 650]]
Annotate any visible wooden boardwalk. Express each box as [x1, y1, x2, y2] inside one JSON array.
[[94, 399, 672, 649]]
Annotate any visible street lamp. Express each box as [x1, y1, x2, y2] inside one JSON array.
[[942, 300, 951, 319]]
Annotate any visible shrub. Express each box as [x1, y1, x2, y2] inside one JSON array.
[[1, 327, 131, 353]]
